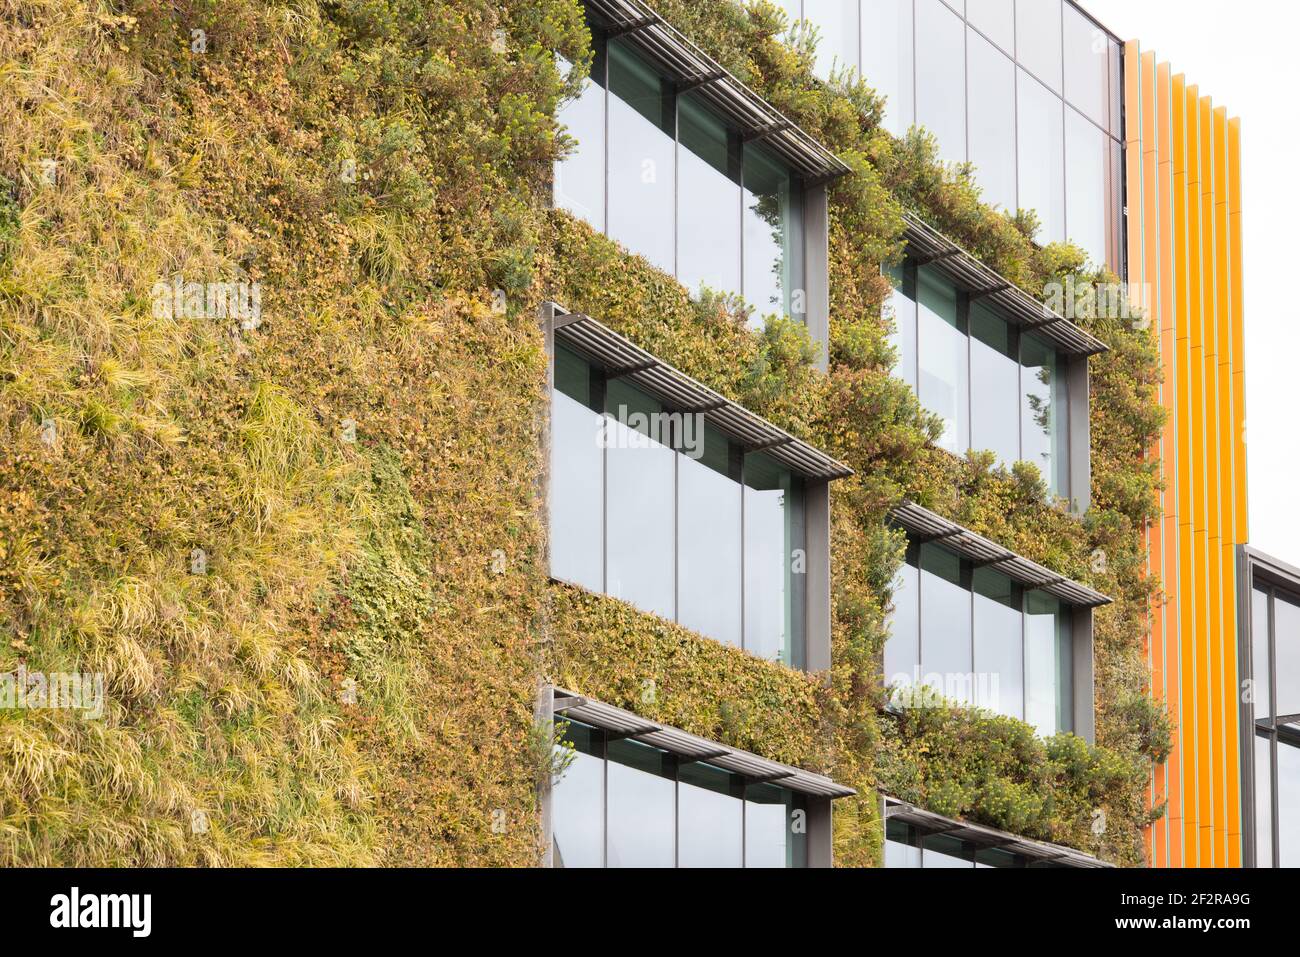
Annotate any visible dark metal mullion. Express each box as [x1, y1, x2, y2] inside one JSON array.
[[1269, 588, 1280, 866]]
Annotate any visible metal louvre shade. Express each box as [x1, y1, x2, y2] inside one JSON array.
[[882, 795, 1113, 868], [889, 501, 1112, 608], [551, 307, 853, 481], [902, 214, 1108, 358], [552, 688, 856, 799], [582, 0, 850, 184]]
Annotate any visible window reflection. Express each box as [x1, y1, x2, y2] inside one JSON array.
[[606, 739, 676, 868], [678, 427, 743, 649], [915, 0, 966, 168], [607, 41, 675, 273], [885, 546, 920, 694], [1015, 0, 1063, 93], [1065, 106, 1108, 267], [744, 452, 806, 665], [1021, 332, 1069, 496], [1062, 3, 1108, 128], [917, 266, 969, 454], [967, 29, 1017, 212], [554, 51, 607, 231], [920, 543, 973, 705], [552, 721, 604, 868], [678, 763, 744, 868], [973, 567, 1024, 720], [677, 95, 742, 298], [744, 144, 805, 325], [1017, 68, 1066, 245], [885, 262, 917, 390], [804, 0, 860, 81], [861, 0, 914, 136], [1275, 595, 1300, 719], [969, 302, 1020, 467], [1025, 591, 1072, 736], [1278, 737, 1300, 868]]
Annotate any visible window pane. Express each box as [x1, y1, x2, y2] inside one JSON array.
[[1025, 591, 1069, 736], [917, 266, 969, 454], [677, 95, 742, 299], [885, 551, 920, 696], [677, 427, 742, 647], [1065, 106, 1108, 267], [920, 543, 973, 705], [885, 262, 917, 390], [606, 739, 675, 867], [969, 302, 1020, 466], [554, 49, 607, 231], [1017, 69, 1065, 244], [805, 0, 860, 80], [915, 0, 966, 167], [966, 0, 1013, 52], [861, 0, 914, 136], [973, 567, 1024, 720], [922, 832, 974, 867], [884, 819, 922, 868], [967, 29, 1017, 212], [607, 41, 675, 274], [1253, 587, 1272, 719], [1063, 3, 1108, 129], [1021, 332, 1069, 496], [743, 143, 805, 325], [1276, 594, 1300, 719], [1015, 0, 1062, 93], [744, 453, 803, 663], [1278, 737, 1300, 868], [552, 721, 604, 867], [678, 764, 744, 867], [605, 381, 675, 619], [745, 783, 796, 868], [1256, 733, 1274, 867], [550, 389, 605, 592]]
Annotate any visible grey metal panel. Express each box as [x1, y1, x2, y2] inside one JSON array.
[[1072, 605, 1096, 744], [902, 213, 1108, 357], [805, 480, 832, 673], [881, 794, 1112, 867], [549, 304, 854, 481], [551, 687, 856, 798], [583, 0, 850, 184], [888, 501, 1112, 608]]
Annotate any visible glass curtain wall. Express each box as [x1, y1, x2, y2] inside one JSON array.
[[1247, 583, 1300, 867], [884, 819, 1066, 868], [782, 0, 1124, 269], [550, 345, 808, 665], [552, 720, 809, 868], [886, 539, 1076, 736], [554, 33, 806, 326], [887, 260, 1072, 498]]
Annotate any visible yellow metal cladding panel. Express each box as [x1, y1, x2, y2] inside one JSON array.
[[1131, 43, 1248, 867]]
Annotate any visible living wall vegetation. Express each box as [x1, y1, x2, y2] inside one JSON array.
[[0, 0, 1167, 866]]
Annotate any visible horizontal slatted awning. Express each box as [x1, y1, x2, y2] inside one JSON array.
[[582, 0, 850, 184], [882, 795, 1112, 868], [550, 306, 853, 481], [889, 501, 1112, 608], [552, 688, 856, 799], [902, 213, 1108, 358]]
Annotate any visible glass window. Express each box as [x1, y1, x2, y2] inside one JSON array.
[[914, 0, 966, 168], [607, 40, 676, 274], [550, 390, 606, 593], [969, 301, 1020, 466], [805, 0, 860, 81], [1275, 594, 1300, 719], [920, 543, 973, 705], [745, 784, 806, 868], [1253, 587, 1272, 719], [1065, 106, 1108, 267], [885, 547, 920, 694], [554, 49, 607, 232], [744, 452, 806, 664], [743, 143, 805, 325], [677, 95, 742, 299], [606, 739, 676, 867], [1025, 591, 1072, 736], [884, 819, 922, 868], [1021, 331, 1069, 496], [917, 265, 969, 454], [677, 426, 742, 648], [922, 832, 975, 867], [552, 721, 605, 867], [973, 567, 1024, 719], [1017, 69, 1065, 245], [1256, 733, 1274, 867], [678, 763, 744, 867], [1062, 3, 1108, 129], [1015, 0, 1062, 94], [885, 262, 917, 390], [976, 846, 1023, 868], [966, 0, 1013, 53], [967, 29, 1017, 212], [605, 380, 676, 620], [1278, 737, 1300, 868], [861, 0, 914, 136]]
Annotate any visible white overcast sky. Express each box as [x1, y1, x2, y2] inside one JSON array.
[[1079, 0, 1300, 565]]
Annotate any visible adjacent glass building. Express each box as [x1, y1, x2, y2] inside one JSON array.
[[781, 0, 1125, 269]]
